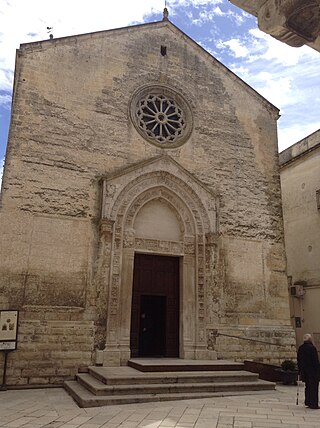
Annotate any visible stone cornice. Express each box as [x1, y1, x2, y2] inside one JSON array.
[[279, 129, 320, 168], [229, 0, 320, 52]]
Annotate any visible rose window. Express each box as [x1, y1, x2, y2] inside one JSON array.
[[130, 85, 193, 148], [137, 95, 185, 144]]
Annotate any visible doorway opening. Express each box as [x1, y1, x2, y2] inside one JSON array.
[[139, 295, 166, 357], [130, 254, 179, 358]]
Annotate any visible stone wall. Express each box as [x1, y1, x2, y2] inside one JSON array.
[[0, 20, 295, 384], [1, 314, 94, 386], [209, 327, 295, 364], [280, 130, 320, 347]]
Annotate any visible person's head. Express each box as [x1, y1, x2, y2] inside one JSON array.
[[303, 333, 313, 343]]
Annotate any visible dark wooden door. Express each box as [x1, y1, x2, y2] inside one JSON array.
[[130, 254, 179, 358], [139, 295, 166, 357]]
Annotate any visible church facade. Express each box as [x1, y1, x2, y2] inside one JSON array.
[[0, 17, 295, 385]]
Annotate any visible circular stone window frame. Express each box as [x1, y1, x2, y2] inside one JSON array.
[[130, 84, 193, 149]]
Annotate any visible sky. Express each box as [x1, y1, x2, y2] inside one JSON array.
[[1, 0, 320, 182]]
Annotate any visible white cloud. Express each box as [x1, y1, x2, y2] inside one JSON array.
[[215, 24, 320, 151], [0, 72, 14, 93], [0, 1, 220, 87], [219, 27, 319, 67], [219, 38, 249, 57], [169, 0, 223, 6], [248, 28, 318, 67], [0, 157, 4, 190], [212, 6, 245, 24], [230, 66, 295, 111], [0, 92, 12, 108], [229, 65, 249, 76], [278, 122, 320, 152], [0, 0, 166, 93], [213, 6, 224, 16], [192, 4, 246, 26], [253, 72, 294, 108], [168, 0, 249, 26], [0, 0, 242, 96], [240, 10, 252, 19]]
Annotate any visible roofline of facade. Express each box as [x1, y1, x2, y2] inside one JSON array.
[[18, 19, 279, 118], [279, 129, 320, 168]]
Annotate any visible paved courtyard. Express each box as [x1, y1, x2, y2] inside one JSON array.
[[0, 384, 319, 428]]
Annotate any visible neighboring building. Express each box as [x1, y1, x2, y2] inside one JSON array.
[[280, 130, 320, 349], [0, 14, 295, 386], [229, 0, 320, 52]]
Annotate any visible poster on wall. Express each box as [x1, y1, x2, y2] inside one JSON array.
[[0, 310, 19, 351]]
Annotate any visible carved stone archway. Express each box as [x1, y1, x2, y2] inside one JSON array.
[[98, 156, 219, 366]]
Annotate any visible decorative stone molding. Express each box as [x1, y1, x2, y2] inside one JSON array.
[[287, 1, 320, 43], [99, 219, 114, 239], [98, 155, 219, 365], [230, 0, 320, 50], [102, 156, 218, 232], [258, 0, 320, 47], [135, 238, 184, 255]]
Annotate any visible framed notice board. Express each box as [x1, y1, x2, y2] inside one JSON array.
[[0, 310, 19, 351]]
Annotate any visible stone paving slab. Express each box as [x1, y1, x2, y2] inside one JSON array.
[[0, 385, 319, 427]]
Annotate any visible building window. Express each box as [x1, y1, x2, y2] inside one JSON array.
[[130, 85, 193, 148], [316, 189, 320, 210]]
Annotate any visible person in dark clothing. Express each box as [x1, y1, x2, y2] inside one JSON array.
[[297, 333, 320, 409]]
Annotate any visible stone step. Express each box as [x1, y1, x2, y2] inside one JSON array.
[[88, 366, 259, 385], [65, 379, 275, 408], [76, 372, 274, 396], [64, 360, 276, 408], [128, 358, 244, 372]]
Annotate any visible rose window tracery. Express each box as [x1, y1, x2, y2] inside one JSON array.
[[130, 85, 193, 148], [137, 94, 185, 144]]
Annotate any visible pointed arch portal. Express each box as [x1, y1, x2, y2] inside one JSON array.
[[98, 156, 218, 366]]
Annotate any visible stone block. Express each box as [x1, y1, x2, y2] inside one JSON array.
[[7, 377, 28, 386], [29, 377, 49, 385], [56, 368, 72, 376], [49, 376, 70, 384]]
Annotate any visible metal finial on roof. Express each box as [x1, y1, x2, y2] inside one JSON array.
[[163, 7, 169, 21], [47, 26, 54, 39]]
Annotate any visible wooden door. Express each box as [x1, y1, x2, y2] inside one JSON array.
[[139, 295, 166, 357], [130, 254, 179, 357]]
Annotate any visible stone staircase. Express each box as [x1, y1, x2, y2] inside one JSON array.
[[64, 359, 275, 408]]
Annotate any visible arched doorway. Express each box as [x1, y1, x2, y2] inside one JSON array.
[[98, 156, 218, 366]]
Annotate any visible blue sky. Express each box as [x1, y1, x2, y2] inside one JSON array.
[[1, 0, 320, 180]]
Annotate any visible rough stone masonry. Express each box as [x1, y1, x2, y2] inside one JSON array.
[[0, 18, 295, 386]]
